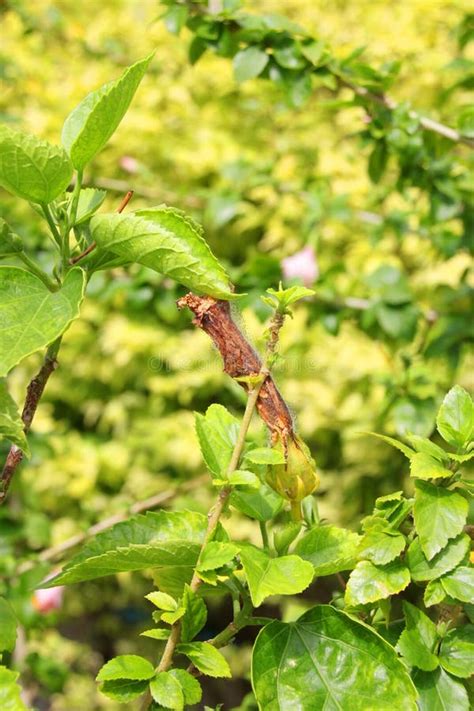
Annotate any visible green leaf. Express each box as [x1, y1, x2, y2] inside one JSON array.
[[233, 47, 269, 82], [440, 566, 474, 602], [91, 207, 236, 299], [197, 542, 240, 572], [436, 386, 473, 449], [439, 625, 474, 678], [412, 668, 469, 711], [177, 642, 231, 678], [0, 267, 85, 377], [240, 544, 313, 607], [140, 628, 170, 640], [99, 678, 148, 702], [345, 559, 410, 605], [263, 285, 315, 313], [414, 481, 468, 560], [397, 601, 439, 671], [231, 484, 284, 522], [244, 447, 285, 465], [74, 188, 107, 225], [180, 585, 207, 643], [407, 535, 470, 582], [225, 470, 260, 488], [96, 655, 154, 682], [150, 672, 184, 710], [47, 510, 226, 587], [300, 40, 327, 66], [145, 591, 178, 611], [0, 667, 28, 711], [0, 380, 29, 454], [410, 453, 452, 480], [364, 432, 415, 458], [424, 579, 446, 607], [294, 524, 360, 576], [357, 529, 406, 565], [168, 669, 202, 706], [195, 404, 240, 478], [368, 140, 388, 183], [0, 597, 17, 653], [405, 434, 449, 462], [0, 219, 23, 257], [252, 605, 418, 710], [0, 125, 72, 204], [62, 54, 153, 169]]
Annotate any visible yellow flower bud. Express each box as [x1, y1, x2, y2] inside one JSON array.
[[266, 434, 319, 505]]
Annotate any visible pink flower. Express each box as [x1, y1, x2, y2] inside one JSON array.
[[281, 246, 318, 286], [119, 156, 140, 174], [32, 586, 64, 614]]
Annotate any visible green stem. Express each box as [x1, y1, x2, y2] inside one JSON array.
[[68, 169, 83, 230], [18, 253, 59, 292], [41, 204, 62, 248], [259, 521, 270, 550]]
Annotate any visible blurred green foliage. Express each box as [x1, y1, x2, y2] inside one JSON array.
[[0, 0, 472, 708]]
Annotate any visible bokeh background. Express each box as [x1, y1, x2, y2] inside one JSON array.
[[1, 0, 473, 708]]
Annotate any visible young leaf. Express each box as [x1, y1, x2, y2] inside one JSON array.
[[252, 605, 418, 710], [140, 628, 170, 640], [62, 53, 153, 169], [177, 642, 231, 678], [357, 529, 406, 566], [197, 542, 240, 572], [423, 579, 446, 607], [364, 432, 415, 458], [0, 380, 29, 454], [244, 447, 285, 465], [240, 544, 314, 607], [263, 285, 315, 313], [46, 510, 226, 587], [413, 481, 468, 560], [345, 560, 410, 605], [90, 207, 237, 299], [0, 267, 85, 377], [0, 219, 23, 257], [0, 667, 28, 711], [0, 126, 73, 204], [436, 385, 473, 449], [396, 601, 439, 671], [439, 625, 474, 678], [412, 668, 469, 711], [233, 47, 269, 82], [195, 404, 240, 478], [168, 669, 202, 706], [409, 453, 452, 480], [405, 434, 449, 462], [74, 188, 107, 225], [150, 671, 184, 710], [231, 484, 284, 522], [407, 535, 470, 582], [145, 591, 178, 611], [294, 524, 360, 576], [0, 597, 18, 653], [96, 655, 155, 682], [226, 470, 260, 488], [99, 678, 148, 702], [440, 566, 474, 602], [180, 585, 207, 643]]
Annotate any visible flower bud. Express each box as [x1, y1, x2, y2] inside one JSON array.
[[266, 434, 319, 505]]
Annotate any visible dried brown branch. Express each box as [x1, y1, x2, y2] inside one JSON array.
[[0, 338, 62, 504], [177, 294, 294, 440]]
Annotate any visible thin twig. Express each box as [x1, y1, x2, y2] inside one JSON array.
[[15, 475, 207, 575], [0, 338, 62, 504], [69, 190, 134, 265], [147, 303, 288, 694]]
